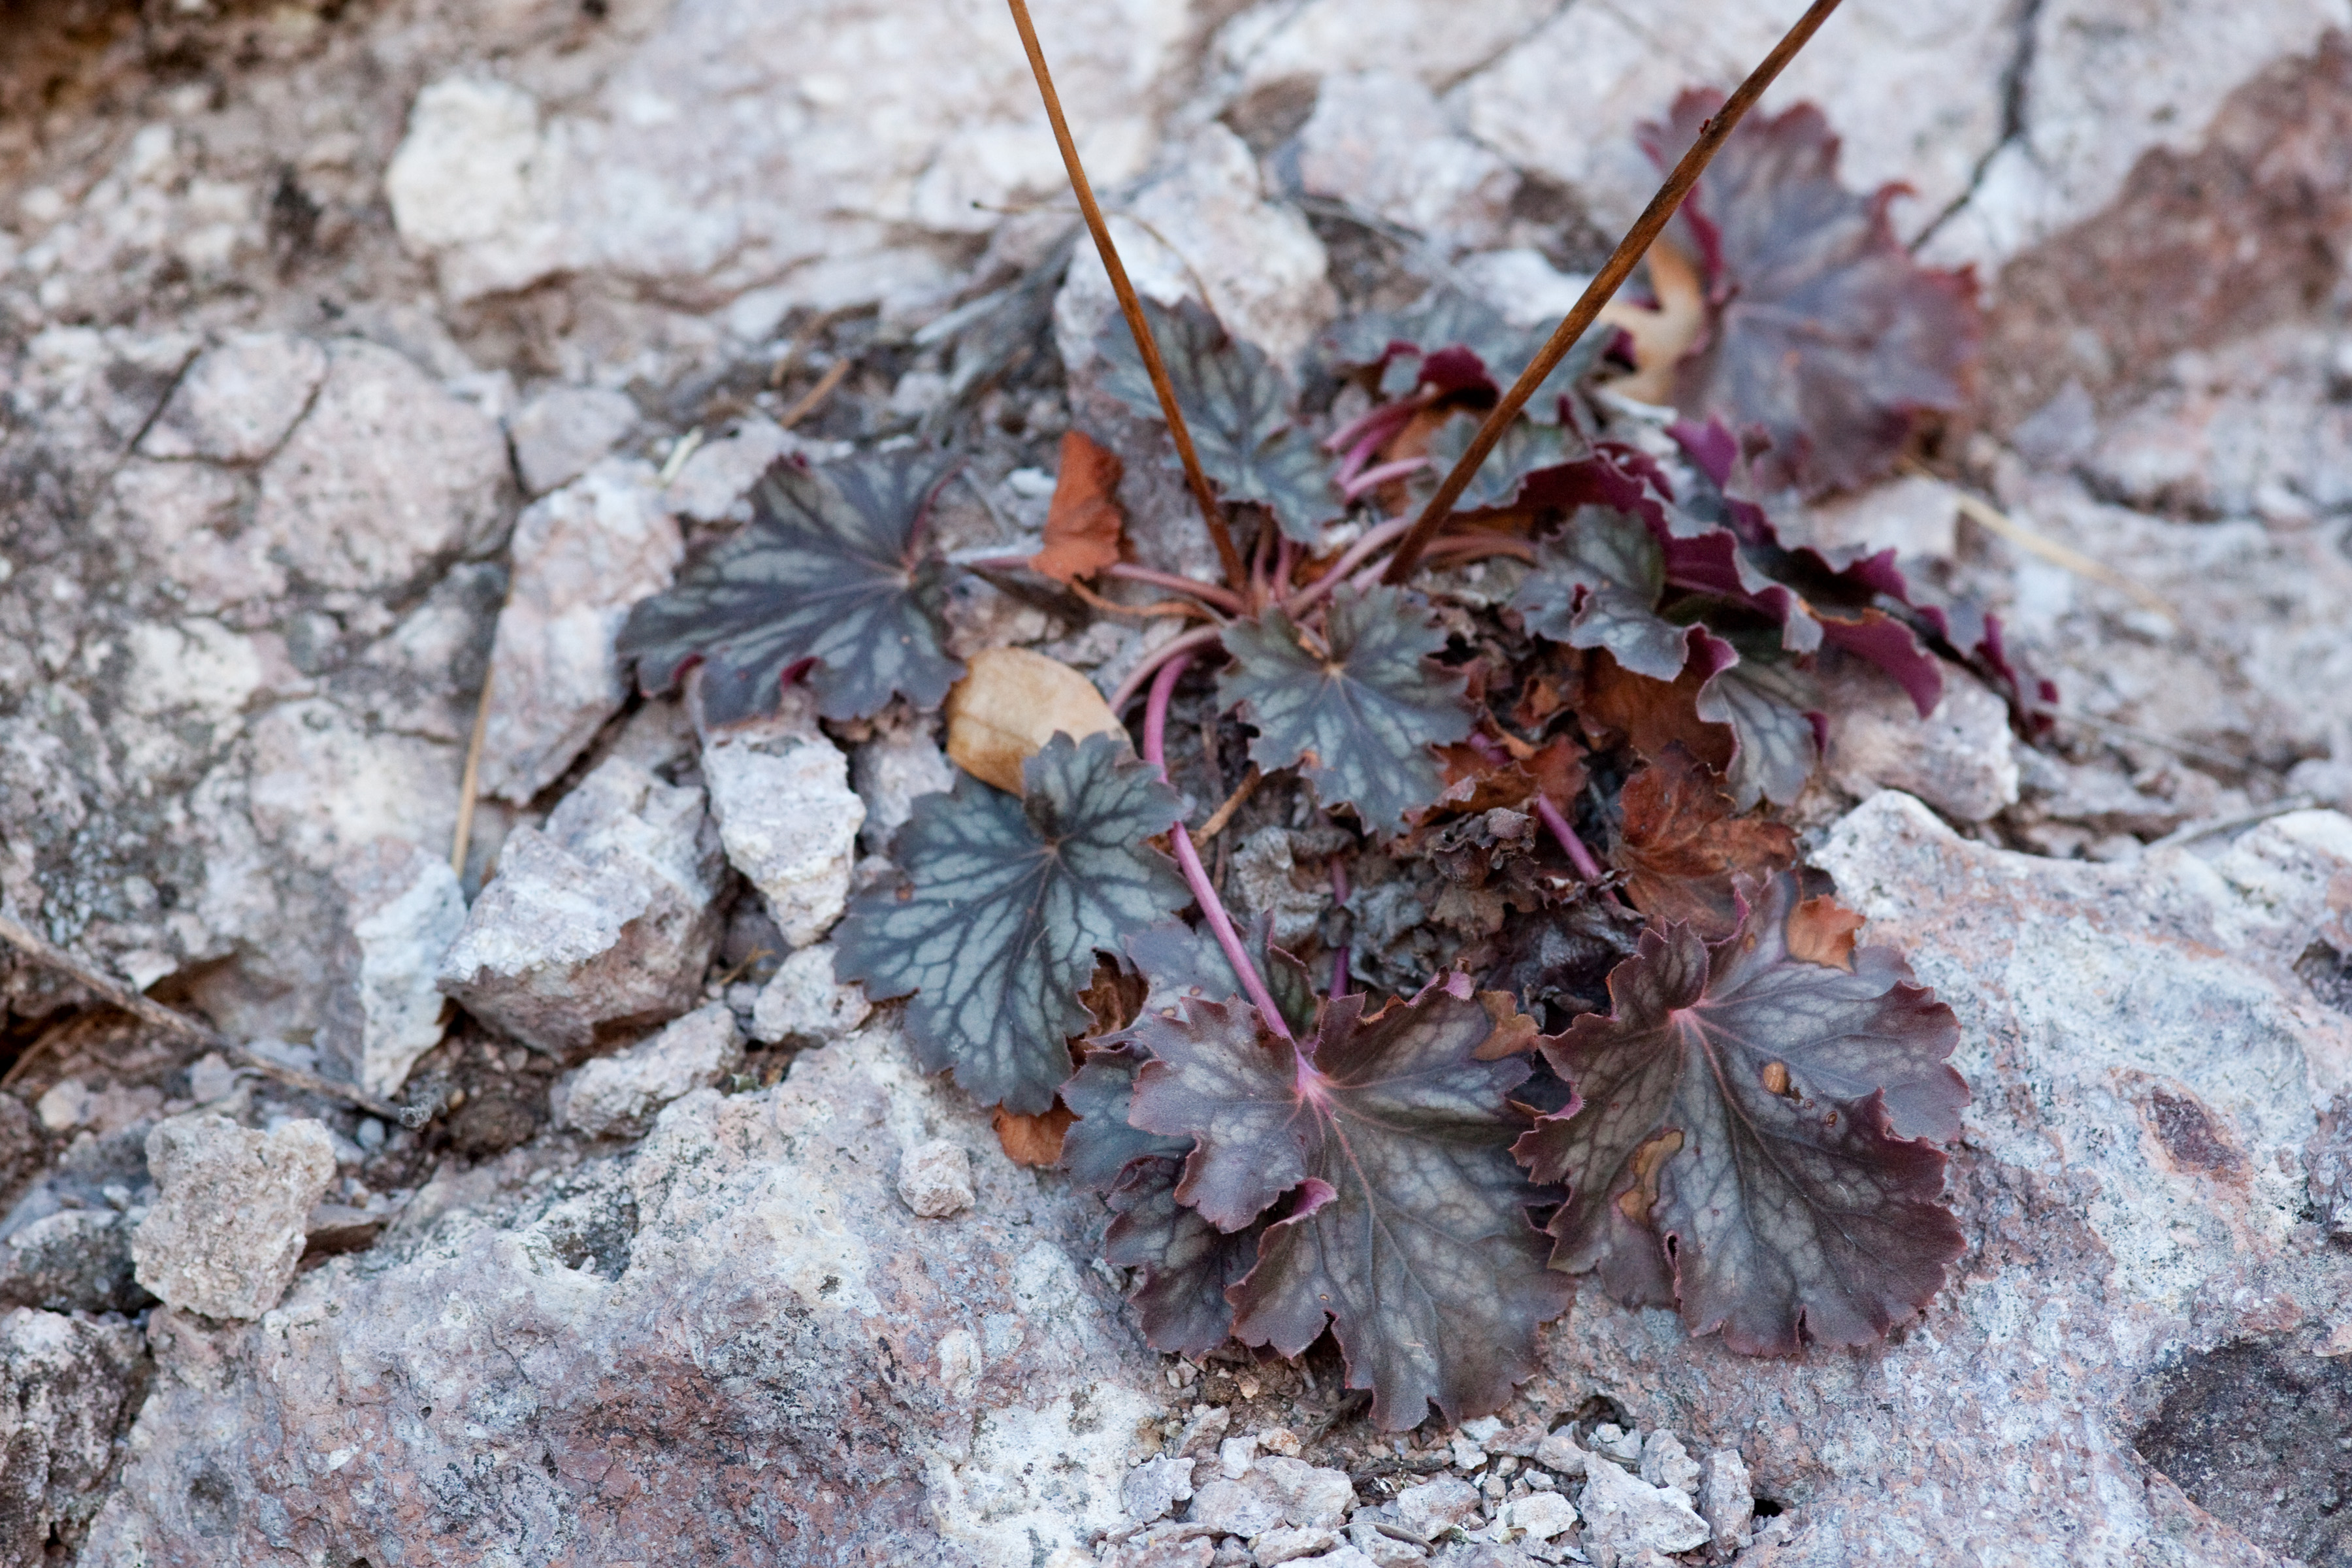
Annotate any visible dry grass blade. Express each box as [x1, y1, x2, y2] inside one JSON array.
[[1004, 0, 1248, 590], [1195, 766, 1262, 840], [1945, 488, 2179, 623], [0, 910, 412, 1122], [451, 659, 494, 877], [779, 357, 851, 431], [1384, 0, 1848, 583]]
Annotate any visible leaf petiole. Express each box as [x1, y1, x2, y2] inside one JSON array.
[[1143, 653, 1296, 1041]]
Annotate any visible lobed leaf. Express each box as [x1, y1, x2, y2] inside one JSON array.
[[1128, 988, 1571, 1428], [1644, 92, 1981, 496], [1126, 917, 1318, 1039], [1420, 412, 1581, 512], [1610, 743, 1796, 938], [1062, 1041, 1192, 1193], [833, 734, 1188, 1114], [1693, 645, 1824, 811], [1096, 297, 1339, 541], [1218, 585, 1475, 832], [1511, 506, 1686, 680], [1326, 286, 1616, 424], [617, 449, 960, 724], [1105, 1156, 1269, 1358], [1516, 870, 1968, 1355]]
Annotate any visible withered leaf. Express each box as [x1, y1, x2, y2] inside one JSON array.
[[1645, 92, 1982, 496], [1516, 870, 1968, 1355], [993, 1102, 1077, 1167], [833, 734, 1188, 1114], [618, 449, 960, 723], [1096, 296, 1339, 540], [1218, 585, 1475, 832], [1128, 988, 1571, 1428], [1611, 743, 1796, 939], [1029, 429, 1126, 583]]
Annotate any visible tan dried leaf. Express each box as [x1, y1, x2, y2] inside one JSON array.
[[945, 647, 1126, 794]]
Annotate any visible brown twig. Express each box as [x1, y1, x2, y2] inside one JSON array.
[[779, 357, 851, 432], [1194, 766, 1262, 841], [1005, 0, 1249, 591], [0, 911, 413, 1122], [451, 657, 495, 877], [1384, 0, 1847, 583]]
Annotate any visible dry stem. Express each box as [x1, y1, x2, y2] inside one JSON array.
[[1004, 0, 1248, 590]]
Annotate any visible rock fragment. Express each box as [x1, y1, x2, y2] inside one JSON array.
[[1696, 1448, 1754, 1550], [1394, 1475, 1480, 1539], [1531, 1428, 1588, 1477], [437, 757, 727, 1058], [1124, 1454, 1196, 1524], [137, 331, 329, 463], [896, 1139, 974, 1218], [1635, 1430, 1698, 1497], [551, 1002, 743, 1139], [506, 384, 639, 496], [1294, 71, 1516, 251], [749, 943, 872, 1045], [0, 1309, 144, 1561], [850, 710, 955, 855], [323, 837, 467, 1099], [1502, 1490, 1576, 1542], [1250, 1526, 1341, 1564], [130, 1115, 336, 1320], [1823, 655, 2019, 823], [480, 460, 684, 804], [1576, 1457, 1709, 1566], [699, 706, 864, 949]]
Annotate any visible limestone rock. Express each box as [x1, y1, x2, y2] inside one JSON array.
[[131, 1115, 336, 1320], [479, 461, 684, 804], [437, 757, 727, 1058], [1124, 1454, 1196, 1524], [0, 1211, 145, 1316], [1216, 0, 1558, 97], [551, 1002, 744, 1139], [1635, 1430, 1698, 1497], [137, 331, 329, 464], [1394, 1475, 1480, 1539], [1696, 1450, 1753, 1550], [898, 1139, 975, 1219], [851, 711, 955, 855], [0, 1309, 145, 1563], [1576, 1456, 1708, 1565], [82, 1022, 1166, 1565], [1192, 1456, 1355, 1537], [1502, 1490, 1576, 1543], [321, 838, 466, 1099], [1292, 71, 1516, 252], [1251, 1526, 1341, 1563], [699, 708, 863, 949], [1824, 656, 2019, 823], [253, 338, 509, 595], [749, 943, 871, 1045], [507, 384, 640, 497]]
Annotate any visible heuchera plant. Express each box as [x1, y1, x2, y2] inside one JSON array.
[[616, 5, 2021, 1428]]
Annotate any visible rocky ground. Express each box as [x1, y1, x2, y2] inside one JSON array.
[[2, 0, 2352, 1564]]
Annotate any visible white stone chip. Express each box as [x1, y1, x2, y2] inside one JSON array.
[[896, 1139, 974, 1218], [551, 1002, 744, 1139], [749, 943, 872, 1045], [131, 1115, 337, 1320], [1578, 1451, 1710, 1562], [699, 706, 864, 949]]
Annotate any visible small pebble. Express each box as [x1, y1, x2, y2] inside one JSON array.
[[1259, 1426, 1301, 1458], [895, 1140, 973, 1218], [1220, 1434, 1261, 1479]]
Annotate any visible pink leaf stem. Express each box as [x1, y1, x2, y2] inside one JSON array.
[[1533, 794, 1607, 885], [1143, 654, 1294, 1042], [1285, 515, 1413, 614], [1341, 457, 1430, 502], [1103, 563, 1245, 613], [1107, 623, 1226, 713]]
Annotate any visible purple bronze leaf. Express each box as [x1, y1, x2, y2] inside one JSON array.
[[1218, 585, 1476, 832], [1128, 992, 1570, 1429], [1516, 870, 1968, 1356], [1104, 1156, 1269, 1358], [1062, 1043, 1192, 1194], [1511, 506, 1686, 680], [1644, 92, 1982, 496], [1692, 636, 1823, 811]]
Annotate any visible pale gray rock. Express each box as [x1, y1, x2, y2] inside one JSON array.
[[1292, 71, 1516, 251], [385, 0, 1194, 312], [1188, 1474, 1286, 1539], [699, 706, 863, 949], [1216, 0, 1557, 96], [550, 1002, 743, 1139], [479, 460, 683, 804], [1576, 1457, 1708, 1566], [1347, 1518, 1430, 1565], [851, 711, 955, 855], [0, 1309, 145, 1563], [749, 943, 871, 1045], [1125, 1454, 1197, 1524], [506, 383, 639, 496], [137, 331, 329, 464], [1799, 474, 1961, 562], [1531, 1429, 1588, 1477], [1635, 1431, 1697, 1497], [898, 1139, 975, 1219], [1055, 123, 1333, 380], [253, 338, 510, 595], [1501, 1490, 1576, 1543], [1696, 1450, 1753, 1550], [1824, 657, 2019, 823], [436, 757, 727, 1058], [321, 838, 466, 1099], [1251, 1528, 1341, 1565], [97, 460, 280, 615], [82, 1022, 1167, 1565], [131, 1115, 336, 1320], [661, 414, 796, 525], [1394, 1475, 1480, 1539]]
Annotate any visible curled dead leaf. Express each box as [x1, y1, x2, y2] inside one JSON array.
[[1786, 893, 1866, 970], [994, 1101, 1077, 1166], [1030, 429, 1126, 583], [945, 647, 1125, 794], [1596, 241, 1706, 405]]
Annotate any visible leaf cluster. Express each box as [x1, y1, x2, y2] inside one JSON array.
[[606, 85, 2021, 1429]]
